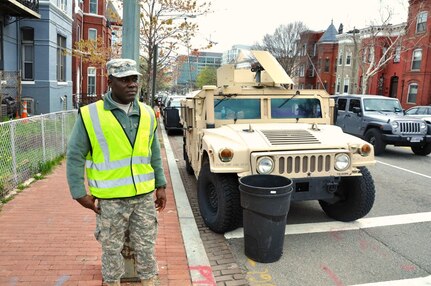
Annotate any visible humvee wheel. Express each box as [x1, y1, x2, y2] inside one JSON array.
[[319, 167, 375, 222], [197, 160, 242, 233], [411, 143, 431, 156], [364, 129, 385, 155]]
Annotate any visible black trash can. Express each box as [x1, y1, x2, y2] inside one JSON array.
[[239, 174, 293, 263]]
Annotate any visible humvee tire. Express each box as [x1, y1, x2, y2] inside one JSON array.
[[411, 143, 431, 156], [197, 160, 242, 233], [319, 167, 375, 222]]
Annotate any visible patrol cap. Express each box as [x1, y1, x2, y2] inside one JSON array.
[[107, 58, 142, 78]]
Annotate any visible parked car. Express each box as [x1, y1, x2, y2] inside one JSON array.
[[334, 94, 431, 155], [405, 105, 431, 124], [163, 95, 185, 135]]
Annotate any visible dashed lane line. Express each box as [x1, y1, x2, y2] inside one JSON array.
[[224, 212, 431, 239]]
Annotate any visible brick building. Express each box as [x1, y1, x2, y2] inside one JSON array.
[[72, 0, 117, 107]]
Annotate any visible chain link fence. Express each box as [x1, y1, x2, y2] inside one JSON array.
[[0, 110, 78, 198]]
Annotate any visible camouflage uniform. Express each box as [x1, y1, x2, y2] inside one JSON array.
[[95, 194, 158, 282]]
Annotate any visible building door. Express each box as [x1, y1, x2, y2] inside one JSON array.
[[389, 76, 398, 98]]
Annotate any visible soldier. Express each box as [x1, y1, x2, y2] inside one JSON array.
[[66, 58, 167, 286]]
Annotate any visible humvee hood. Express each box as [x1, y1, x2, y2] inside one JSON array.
[[203, 123, 364, 151]]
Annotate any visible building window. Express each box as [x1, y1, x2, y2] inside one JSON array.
[[338, 50, 343, 65], [58, 0, 66, 11], [345, 52, 351, 66], [368, 47, 374, 63], [88, 28, 97, 41], [21, 27, 34, 81], [394, 46, 401, 63], [57, 34, 67, 82], [89, 0, 97, 14], [336, 77, 341, 94], [301, 44, 307, 56], [312, 43, 317, 56], [299, 65, 305, 77], [407, 83, 418, 103], [411, 49, 422, 70], [324, 58, 330, 72], [87, 67, 96, 96], [416, 11, 428, 33], [343, 78, 350, 94]]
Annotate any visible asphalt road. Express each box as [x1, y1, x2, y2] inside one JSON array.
[[167, 131, 431, 286]]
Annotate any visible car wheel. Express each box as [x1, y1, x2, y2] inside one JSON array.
[[319, 167, 375, 222], [411, 143, 431, 156], [197, 160, 242, 233], [364, 128, 385, 155]]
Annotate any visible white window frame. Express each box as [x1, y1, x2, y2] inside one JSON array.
[[89, 0, 97, 14], [394, 46, 401, 63], [299, 65, 305, 77], [343, 78, 350, 94], [58, 0, 66, 11], [407, 83, 418, 104], [345, 52, 351, 66], [336, 77, 341, 94], [411, 49, 422, 70], [88, 28, 97, 41], [87, 67, 96, 96], [338, 50, 343, 65], [21, 27, 34, 81], [416, 11, 428, 33], [57, 34, 66, 82]]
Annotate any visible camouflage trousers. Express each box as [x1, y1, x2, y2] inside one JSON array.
[[95, 193, 158, 282]]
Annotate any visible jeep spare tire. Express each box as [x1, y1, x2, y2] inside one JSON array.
[[197, 160, 242, 233]]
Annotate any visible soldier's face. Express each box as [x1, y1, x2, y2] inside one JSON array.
[[109, 75, 139, 104]]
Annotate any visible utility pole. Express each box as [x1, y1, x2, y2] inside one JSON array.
[[121, 0, 141, 281]]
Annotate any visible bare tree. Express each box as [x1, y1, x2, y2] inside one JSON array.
[[254, 22, 308, 76], [138, 0, 212, 99], [354, 1, 426, 94]]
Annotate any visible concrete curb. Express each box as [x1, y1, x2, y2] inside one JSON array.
[[160, 124, 216, 284]]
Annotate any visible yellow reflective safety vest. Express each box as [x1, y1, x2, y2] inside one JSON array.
[[80, 100, 157, 198]]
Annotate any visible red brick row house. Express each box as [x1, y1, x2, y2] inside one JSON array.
[[297, 0, 431, 109]]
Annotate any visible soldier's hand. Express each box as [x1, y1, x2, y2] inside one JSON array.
[[76, 195, 100, 214], [155, 188, 167, 212]]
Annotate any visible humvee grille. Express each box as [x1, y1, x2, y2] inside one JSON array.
[[261, 130, 320, 145], [398, 121, 422, 134], [251, 150, 350, 177]]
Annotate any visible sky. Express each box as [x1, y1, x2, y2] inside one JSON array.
[[188, 0, 409, 53]]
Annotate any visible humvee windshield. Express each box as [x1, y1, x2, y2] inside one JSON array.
[[214, 98, 261, 119], [272, 98, 322, 118], [214, 98, 322, 120]]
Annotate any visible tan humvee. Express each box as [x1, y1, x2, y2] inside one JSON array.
[[180, 51, 376, 233]]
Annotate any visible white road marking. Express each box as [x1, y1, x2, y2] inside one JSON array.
[[224, 212, 431, 239], [376, 160, 431, 179], [350, 275, 431, 286]]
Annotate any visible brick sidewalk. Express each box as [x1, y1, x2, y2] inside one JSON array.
[[0, 146, 192, 285]]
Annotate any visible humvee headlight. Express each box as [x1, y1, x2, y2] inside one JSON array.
[[256, 157, 274, 174], [218, 148, 234, 162], [334, 153, 350, 171], [359, 144, 372, 156], [420, 122, 426, 130], [390, 121, 399, 130]]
